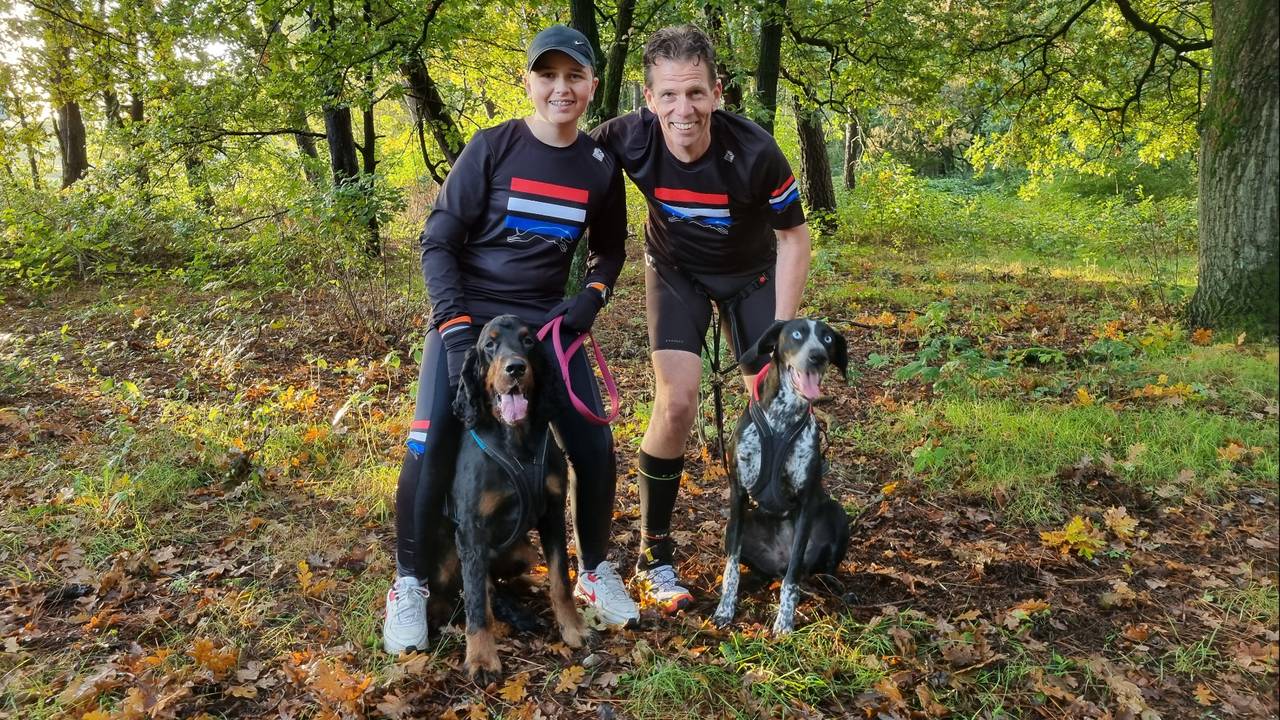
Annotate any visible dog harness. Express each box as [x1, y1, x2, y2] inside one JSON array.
[[743, 365, 814, 515], [457, 427, 552, 551]]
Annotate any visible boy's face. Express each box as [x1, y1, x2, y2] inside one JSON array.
[[525, 51, 597, 128]]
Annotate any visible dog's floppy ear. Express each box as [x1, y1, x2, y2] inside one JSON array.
[[829, 328, 850, 383], [452, 346, 485, 428], [738, 319, 786, 372]]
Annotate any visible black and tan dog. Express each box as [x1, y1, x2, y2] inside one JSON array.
[[712, 318, 852, 635], [442, 314, 589, 683]]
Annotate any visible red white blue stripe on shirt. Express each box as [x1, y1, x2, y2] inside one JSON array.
[[653, 187, 731, 229], [407, 419, 430, 452], [770, 175, 800, 211], [504, 177, 589, 241]]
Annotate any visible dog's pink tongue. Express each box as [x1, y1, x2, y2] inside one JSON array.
[[498, 393, 528, 423], [791, 368, 822, 400]]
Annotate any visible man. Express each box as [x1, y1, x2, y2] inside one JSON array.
[[592, 24, 811, 613]]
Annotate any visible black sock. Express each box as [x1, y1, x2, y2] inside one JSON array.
[[637, 450, 683, 569]]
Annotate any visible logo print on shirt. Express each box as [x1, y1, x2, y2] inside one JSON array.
[[724, 150, 735, 163], [504, 177, 590, 253], [593, 148, 605, 162], [769, 175, 800, 212], [652, 187, 731, 235]]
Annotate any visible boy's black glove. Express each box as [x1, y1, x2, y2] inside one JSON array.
[[544, 286, 606, 333], [442, 326, 477, 388]]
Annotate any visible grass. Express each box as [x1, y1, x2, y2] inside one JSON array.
[[879, 401, 1279, 523], [2, 175, 1276, 718]]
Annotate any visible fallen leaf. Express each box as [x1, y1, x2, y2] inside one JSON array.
[[1121, 624, 1151, 642], [1193, 684, 1214, 706], [555, 664, 586, 693], [1103, 506, 1139, 540], [1190, 328, 1213, 345], [1040, 516, 1107, 559], [500, 672, 530, 703]]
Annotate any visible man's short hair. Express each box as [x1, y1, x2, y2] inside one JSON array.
[[642, 25, 717, 87]]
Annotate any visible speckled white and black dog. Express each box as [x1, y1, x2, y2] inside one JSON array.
[[712, 318, 852, 635]]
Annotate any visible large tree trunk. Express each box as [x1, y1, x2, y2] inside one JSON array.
[[323, 106, 360, 184], [598, 0, 636, 122], [1187, 0, 1279, 335], [58, 100, 88, 188], [843, 113, 863, 190], [754, 0, 784, 133], [794, 97, 836, 230], [704, 1, 744, 113]]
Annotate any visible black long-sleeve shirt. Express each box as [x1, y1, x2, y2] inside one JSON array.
[[420, 119, 627, 329], [592, 108, 804, 276]]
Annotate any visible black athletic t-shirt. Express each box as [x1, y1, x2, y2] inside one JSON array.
[[420, 119, 627, 328], [591, 108, 804, 276]]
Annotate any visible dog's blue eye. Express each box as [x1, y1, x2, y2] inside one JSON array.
[[823, 335, 832, 344], [791, 330, 802, 340]]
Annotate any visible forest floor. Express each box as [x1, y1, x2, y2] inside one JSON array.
[[2, 236, 1277, 719]]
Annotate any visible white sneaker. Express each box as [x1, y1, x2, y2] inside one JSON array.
[[632, 564, 693, 614], [382, 575, 429, 654], [575, 561, 640, 628]]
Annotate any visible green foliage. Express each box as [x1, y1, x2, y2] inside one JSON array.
[[0, 177, 194, 289]]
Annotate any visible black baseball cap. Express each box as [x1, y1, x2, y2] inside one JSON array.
[[526, 24, 595, 71]]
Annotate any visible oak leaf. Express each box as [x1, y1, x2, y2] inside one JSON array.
[[1103, 506, 1139, 540], [555, 664, 586, 693], [499, 672, 530, 703], [1040, 516, 1106, 559]]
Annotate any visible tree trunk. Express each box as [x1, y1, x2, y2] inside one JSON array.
[[598, 0, 636, 122], [843, 113, 863, 190], [361, 100, 381, 257], [104, 90, 123, 128], [27, 143, 42, 189], [794, 97, 836, 230], [754, 0, 784, 133], [569, 0, 607, 125], [704, 1, 744, 113], [323, 106, 360, 185], [289, 106, 323, 186], [401, 56, 464, 172], [1187, 0, 1279, 335], [58, 100, 88, 188], [184, 151, 214, 211]]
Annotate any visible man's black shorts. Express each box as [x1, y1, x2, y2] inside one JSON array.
[[644, 254, 776, 373]]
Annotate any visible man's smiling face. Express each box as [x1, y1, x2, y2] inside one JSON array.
[[643, 56, 722, 163]]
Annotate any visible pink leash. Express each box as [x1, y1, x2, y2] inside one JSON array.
[[536, 316, 620, 426]]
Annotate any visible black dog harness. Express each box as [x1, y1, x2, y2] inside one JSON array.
[[456, 428, 551, 551], [743, 367, 814, 515]]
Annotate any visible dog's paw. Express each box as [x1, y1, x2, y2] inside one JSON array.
[[464, 637, 503, 686], [559, 618, 589, 649], [466, 663, 503, 688], [770, 615, 795, 636], [711, 610, 735, 629]]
